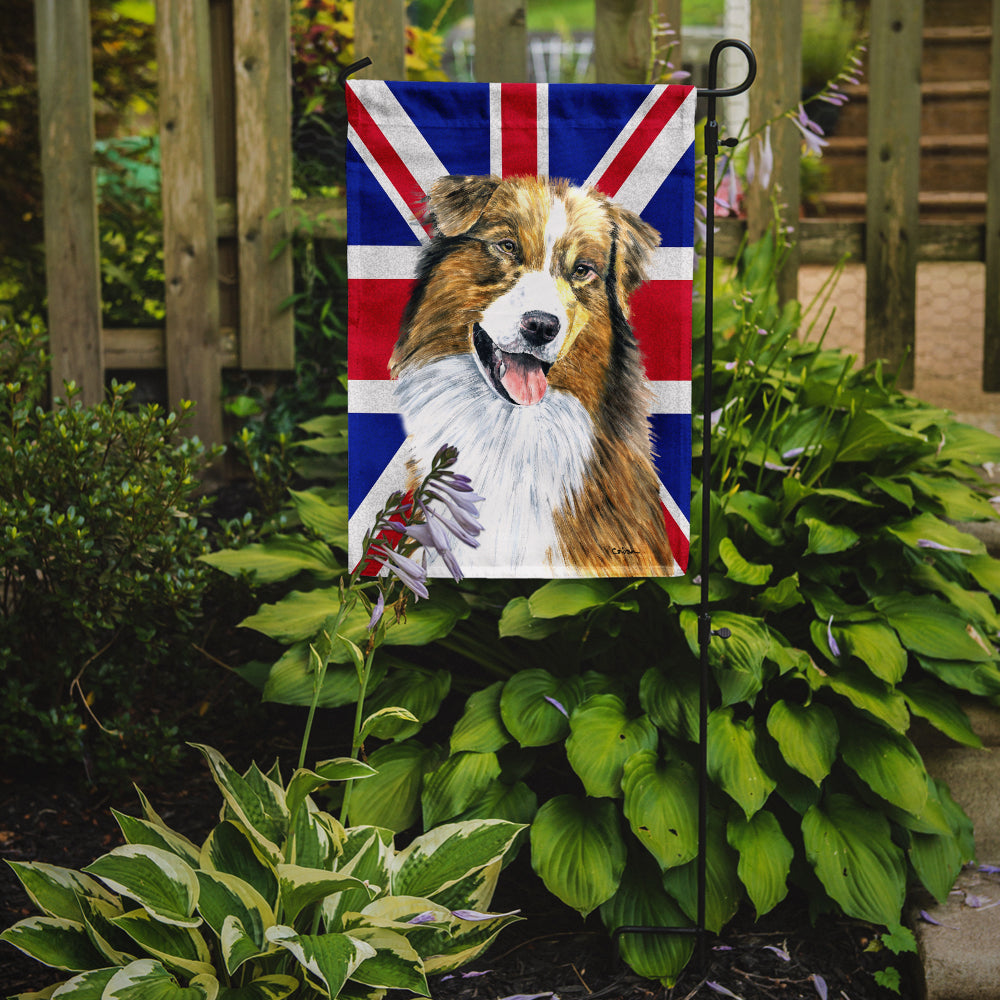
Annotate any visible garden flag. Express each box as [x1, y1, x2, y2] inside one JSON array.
[[346, 81, 695, 579]]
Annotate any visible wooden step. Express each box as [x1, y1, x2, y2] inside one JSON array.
[[813, 190, 987, 222], [922, 25, 993, 83]]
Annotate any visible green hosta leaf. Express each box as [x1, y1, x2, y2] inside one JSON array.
[[260, 643, 388, 709], [103, 959, 218, 1000], [621, 751, 698, 870], [530, 795, 626, 917], [392, 820, 524, 900], [527, 579, 618, 617], [200, 536, 340, 584], [661, 810, 741, 933], [839, 718, 929, 816], [906, 472, 998, 521], [360, 706, 421, 742], [453, 779, 538, 827], [875, 594, 995, 662], [639, 663, 698, 742], [807, 661, 910, 732], [886, 512, 985, 556], [909, 828, 965, 905], [901, 680, 982, 748], [803, 517, 859, 556], [599, 853, 694, 987], [866, 474, 914, 509], [765, 700, 838, 786], [911, 562, 1000, 633], [835, 410, 927, 463], [0, 916, 107, 971], [288, 488, 348, 547], [724, 490, 784, 545], [935, 421, 1000, 464], [195, 871, 273, 973], [5, 862, 118, 922], [499, 670, 584, 747], [200, 822, 278, 910], [565, 695, 657, 798], [265, 926, 375, 998], [680, 610, 770, 706], [111, 909, 214, 978], [967, 553, 1000, 597], [421, 751, 502, 828], [277, 865, 374, 925], [450, 682, 511, 754], [216, 975, 299, 1000], [83, 846, 200, 928], [756, 573, 805, 614], [497, 597, 564, 639], [834, 621, 907, 684], [916, 655, 1000, 697], [347, 740, 442, 832], [345, 926, 428, 994], [802, 793, 906, 926], [707, 708, 776, 818], [191, 746, 287, 862], [718, 537, 772, 585], [727, 811, 793, 917], [112, 812, 201, 868], [362, 667, 451, 740]]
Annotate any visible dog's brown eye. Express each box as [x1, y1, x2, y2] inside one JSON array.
[[573, 262, 596, 280], [495, 239, 517, 256]]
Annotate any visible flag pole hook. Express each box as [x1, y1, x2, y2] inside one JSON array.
[[338, 57, 373, 89], [612, 37, 755, 976]]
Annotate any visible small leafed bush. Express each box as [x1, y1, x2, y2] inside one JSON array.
[[1, 743, 524, 998], [0, 316, 218, 782]]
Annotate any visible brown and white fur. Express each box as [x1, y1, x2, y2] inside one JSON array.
[[390, 174, 675, 577]]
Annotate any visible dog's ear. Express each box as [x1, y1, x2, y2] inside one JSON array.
[[608, 204, 661, 297], [427, 175, 501, 236]]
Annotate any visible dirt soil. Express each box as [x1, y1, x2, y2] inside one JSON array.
[[1, 738, 913, 1000]]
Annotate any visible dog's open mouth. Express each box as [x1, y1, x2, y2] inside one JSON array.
[[473, 324, 551, 406]]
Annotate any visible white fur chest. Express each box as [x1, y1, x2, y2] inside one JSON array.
[[393, 356, 596, 577]]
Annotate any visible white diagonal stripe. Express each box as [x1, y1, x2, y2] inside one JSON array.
[[660, 484, 690, 537], [348, 245, 421, 280], [649, 380, 692, 414], [349, 440, 412, 565], [489, 83, 503, 176], [582, 85, 667, 188], [349, 380, 397, 413], [536, 83, 549, 176], [649, 246, 694, 281]]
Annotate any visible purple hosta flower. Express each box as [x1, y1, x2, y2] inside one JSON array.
[[402, 513, 465, 582], [715, 157, 741, 215], [812, 974, 828, 1000], [367, 589, 385, 631], [917, 538, 973, 555], [441, 970, 493, 981], [763, 944, 791, 962], [747, 124, 774, 191], [919, 909, 958, 929], [368, 542, 429, 600], [979, 864, 1000, 874], [497, 994, 557, 1000], [791, 104, 828, 156], [544, 695, 569, 718], [706, 983, 742, 999], [827, 616, 842, 658], [407, 911, 438, 925], [451, 908, 521, 921]]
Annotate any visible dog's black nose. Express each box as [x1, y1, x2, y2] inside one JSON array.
[[520, 310, 561, 346]]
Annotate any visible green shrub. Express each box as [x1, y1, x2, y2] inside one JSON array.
[[0, 317, 220, 783], [1, 743, 524, 998]]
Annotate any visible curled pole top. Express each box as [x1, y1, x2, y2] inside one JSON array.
[[698, 39, 756, 100]]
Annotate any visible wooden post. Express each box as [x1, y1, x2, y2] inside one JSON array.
[[354, 0, 406, 80], [746, 0, 801, 305], [983, 0, 1000, 390], [594, 0, 653, 84], [864, 0, 923, 389], [34, 0, 104, 405], [157, 0, 223, 445], [233, 0, 294, 369], [474, 0, 527, 82]]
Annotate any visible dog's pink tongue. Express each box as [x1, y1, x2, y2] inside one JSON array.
[[500, 351, 547, 405]]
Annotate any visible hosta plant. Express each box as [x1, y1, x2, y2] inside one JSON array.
[[1, 744, 523, 999]]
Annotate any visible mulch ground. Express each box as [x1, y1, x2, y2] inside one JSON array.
[[1, 736, 914, 1000]]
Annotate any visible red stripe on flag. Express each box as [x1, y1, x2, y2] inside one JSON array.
[[631, 280, 693, 381], [662, 503, 690, 571], [347, 89, 431, 232], [593, 88, 685, 199], [501, 84, 537, 177], [348, 278, 415, 379]]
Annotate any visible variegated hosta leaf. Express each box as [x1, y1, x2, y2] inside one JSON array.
[[195, 871, 274, 973], [599, 853, 694, 987], [565, 695, 658, 799], [276, 864, 375, 925], [621, 751, 699, 871], [77, 894, 136, 966], [285, 760, 375, 824], [110, 908, 214, 978], [727, 810, 793, 918], [424, 859, 501, 916], [0, 916, 107, 971], [422, 907, 522, 975], [322, 829, 393, 931], [191, 745, 287, 863], [802, 793, 906, 926], [529, 795, 626, 917], [421, 751, 502, 829], [288, 802, 343, 870], [391, 820, 524, 901], [112, 810, 202, 868], [200, 822, 278, 910], [765, 700, 838, 786], [214, 974, 299, 1000], [450, 681, 511, 754], [265, 926, 375, 998], [46, 966, 118, 997], [4, 861, 118, 922], [83, 846, 200, 928], [706, 707, 776, 818], [102, 958, 218, 999], [344, 926, 429, 995]]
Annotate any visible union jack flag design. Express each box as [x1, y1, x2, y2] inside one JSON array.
[[346, 80, 695, 576]]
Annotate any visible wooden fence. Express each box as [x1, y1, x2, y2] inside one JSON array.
[[34, 0, 1000, 445]]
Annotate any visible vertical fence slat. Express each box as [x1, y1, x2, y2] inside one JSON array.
[[157, 0, 223, 445], [474, 0, 527, 82], [594, 0, 653, 84], [983, 0, 1000, 390], [233, 0, 294, 369], [34, 0, 103, 405], [354, 0, 406, 80], [746, 0, 801, 304], [864, 0, 923, 389]]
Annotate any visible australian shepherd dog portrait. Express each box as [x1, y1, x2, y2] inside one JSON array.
[[390, 173, 676, 578]]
